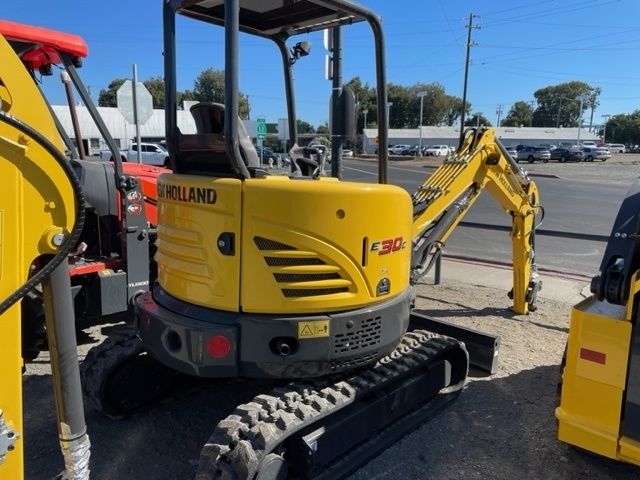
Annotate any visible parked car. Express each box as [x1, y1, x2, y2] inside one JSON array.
[[581, 146, 610, 162], [389, 144, 411, 155], [424, 144, 450, 156], [516, 146, 551, 163], [505, 146, 518, 158], [408, 145, 429, 156], [604, 143, 626, 154], [342, 149, 354, 158], [99, 142, 170, 167], [549, 147, 584, 163]]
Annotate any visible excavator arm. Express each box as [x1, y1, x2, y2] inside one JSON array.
[[411, 127, 542, 314]]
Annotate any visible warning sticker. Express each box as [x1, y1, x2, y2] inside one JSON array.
[[297, 320, 330, 339]]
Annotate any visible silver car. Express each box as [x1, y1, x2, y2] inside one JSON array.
[[516, 146, 551, 163], [581, 146, 611, 162]]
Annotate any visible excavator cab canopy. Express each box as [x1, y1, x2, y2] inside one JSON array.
[[172, 0, 367, 38], [164, 0, 389, 181]]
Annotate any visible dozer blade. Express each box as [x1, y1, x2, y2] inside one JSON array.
[[196, 331, 468, 480]]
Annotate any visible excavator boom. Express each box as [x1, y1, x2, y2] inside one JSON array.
[[411, 127, 541, 314]]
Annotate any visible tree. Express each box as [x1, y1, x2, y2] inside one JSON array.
[[443, 97, 470, 127], [344, 78, 468, 129], [605, 110, 640, 145], [98, 78, 127, 107], [502, 101, 535, 127], [464, 112, 492, 127], [143, 77, 165, 109], [296, 119, 315, 134], [99, 76, 194, 110], [316, 123, 330, 134], [531, 81, 601, 128], [193, 68, 249, 118]]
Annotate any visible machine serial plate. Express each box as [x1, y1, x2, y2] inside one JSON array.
[[297, 320, 330, 339]]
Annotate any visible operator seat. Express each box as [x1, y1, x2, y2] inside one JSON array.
[[173, 102, 260, 177]]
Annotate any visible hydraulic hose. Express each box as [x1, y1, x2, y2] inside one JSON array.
[[0, 109, 86, 315]]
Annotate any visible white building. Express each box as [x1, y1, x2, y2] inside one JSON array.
[[51, 105, 199, 155], [362, 126, 600, 154]]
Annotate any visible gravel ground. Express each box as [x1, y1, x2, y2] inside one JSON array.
[[22, 274, 640, 480], [20, 153, 640, 479]]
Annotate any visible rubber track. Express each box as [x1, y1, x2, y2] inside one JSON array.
[[80, 330, 143, 420], [196, 331, 466, 480]]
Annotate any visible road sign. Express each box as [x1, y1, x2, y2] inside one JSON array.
[[117, 79, 153, 125], [256, 117, 267, 140]]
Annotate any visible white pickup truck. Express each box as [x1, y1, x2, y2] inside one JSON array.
[[99, 142, 171, 167]]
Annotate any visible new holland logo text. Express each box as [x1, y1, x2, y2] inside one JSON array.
[[371, 236, 406, 255], [157, 183, 217, 205]]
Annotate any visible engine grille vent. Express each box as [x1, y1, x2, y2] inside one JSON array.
[[282, 287, 349, 298], [274, 273, 341, 283], [256, 236, 352, 298], [334, 316, 382, 354], [265, 257, 326, 267], [254, 236, 296, 251]]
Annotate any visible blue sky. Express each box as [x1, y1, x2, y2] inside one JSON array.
[[4, 0, 639, 128]]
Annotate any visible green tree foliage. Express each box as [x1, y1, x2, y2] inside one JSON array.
[[143, 77, 165, 109], [97, 78, 127, 107], [344, 78, 467, 130], [192, 68, 249, 117], [502, 101, 535, 127], [444, 97, 470, 127], [531, 81, 601, 128], [316, 123, 330, 134], [605, 110, 640, 145], [464, 112, 492, 127], [99, 68, 249, 116], [296, 119, 315, 134]]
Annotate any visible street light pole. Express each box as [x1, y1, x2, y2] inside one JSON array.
[[362, 109, 368, 154], [417, 91, 427, 156]]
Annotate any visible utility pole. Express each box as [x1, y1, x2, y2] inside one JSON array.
[[602, 114, 611, 143], [330, 26, 342, 178], [556, 97, 564, 128], [417, 91, 428, 156], [459, 13, 480, 145], [495, 104, 503, 127], [576, 94, 588, 147], [362, 109, 368, 154]]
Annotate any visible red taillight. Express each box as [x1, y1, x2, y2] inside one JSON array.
[[207, 335, 231, 358]]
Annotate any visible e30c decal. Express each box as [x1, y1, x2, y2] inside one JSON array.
[[371, 237, 406, 255]]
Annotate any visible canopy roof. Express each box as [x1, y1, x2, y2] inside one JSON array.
[[172, 0, 367, 38], [0, 20, 88, 69]]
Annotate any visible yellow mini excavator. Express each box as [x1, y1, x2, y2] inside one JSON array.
[[0, 30, 90, 479], [557, 181, 640, 466], [81, 1, 543, 478]]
